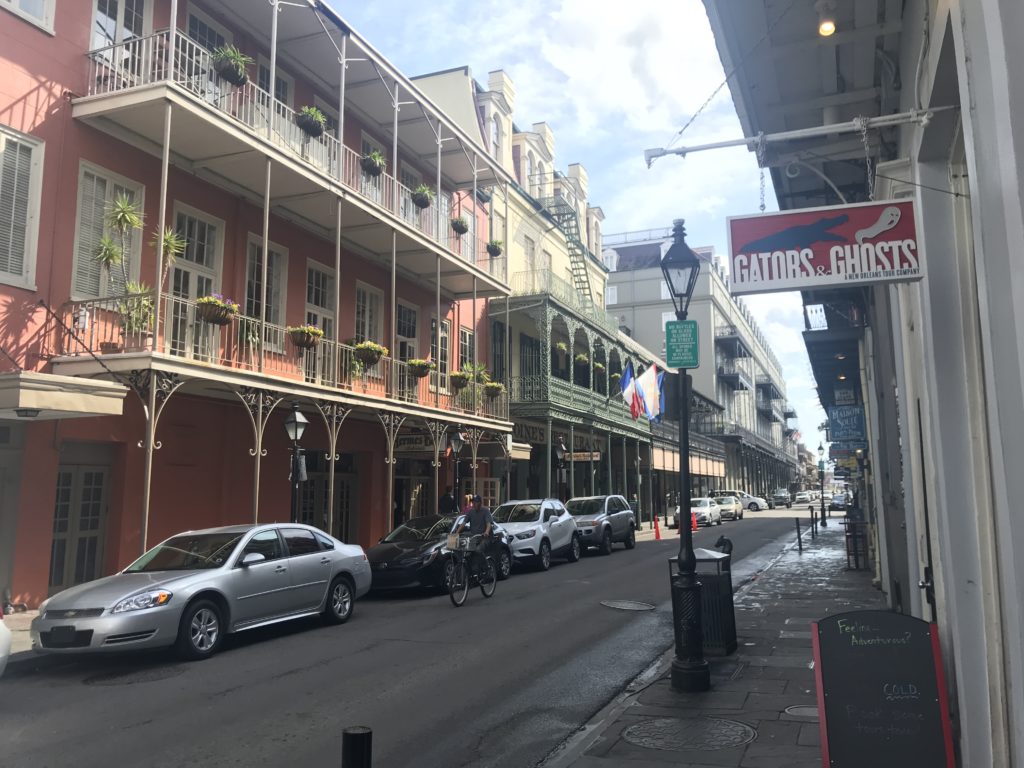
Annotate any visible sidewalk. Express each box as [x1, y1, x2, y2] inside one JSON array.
[[4, 609, 35, 657], [545, 522, 885, 768]]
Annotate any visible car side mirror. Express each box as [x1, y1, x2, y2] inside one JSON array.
[[241, 552, 265, 567]]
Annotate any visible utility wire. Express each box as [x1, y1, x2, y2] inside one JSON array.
[[797, 147, 968, 199], [0, 344, 22, 371]]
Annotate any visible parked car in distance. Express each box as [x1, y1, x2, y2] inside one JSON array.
[[565, 495, 637, 554], [30, 524, 371, 661], [492, 499, 580, 570], [0, 603, 11, 678], [366, 515, 514, 592], [712, 489, 769, 512], [691, 497, 722, 526], [794, 491, 812, 505], [770, 489, 792, 508], [829, 494, 848, 511], [715, 496, 743, 521]]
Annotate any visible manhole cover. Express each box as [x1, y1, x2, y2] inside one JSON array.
[[623, 716, 757, 751], [84, 665, 185, 686], [784, 705, 819, 720], [600, 600, 655, 611]]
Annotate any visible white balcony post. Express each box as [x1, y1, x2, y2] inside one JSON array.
[[167, 0, 178, 76], [152, 101, 172, 352], [435, 126, 443, 242], [268, 0, 280, 139], [337, 34, 347, 153], [569, 424, 575, 497], [391, 79, 399, 214], [260, 159, 272, 372]]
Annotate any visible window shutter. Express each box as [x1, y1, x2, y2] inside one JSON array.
[[74, 171, 107, 297], [0, 135, 31, 279]]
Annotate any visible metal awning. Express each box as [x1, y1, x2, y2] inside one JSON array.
[[0, 371, 127, 421]]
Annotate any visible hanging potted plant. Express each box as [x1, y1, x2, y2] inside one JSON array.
[[610, 371, 622, 388], [486, 240, 503, 257], [407, 358, 435, 378], [353, 339, 387, 366], [196, 293, 240, 326], [483, 381, 505, 399], [296, 105, 327, 138], [450, 216, 469, 236], [360, 149, 386, 176], [287, 324, 325, 349], [448, 370, 470, 391], [593, 361, 606, 374], [211, 45, 253, 87], [574, 352, 590, 366], [555, 341, 568, 355], [410, 184, 434, 210]]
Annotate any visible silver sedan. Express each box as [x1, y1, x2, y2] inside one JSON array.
[[30, 523, 371, 660]]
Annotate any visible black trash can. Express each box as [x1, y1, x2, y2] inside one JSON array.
[[668, 548, 737, 656]]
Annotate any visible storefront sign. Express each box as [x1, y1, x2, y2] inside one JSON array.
[[512, 422, 606, 452], [569, 451, 601, 462], [727, 200, 921, 296], [828, 405, 866, 442], [395, 434, 433, 453], [834, 387, 857, 405]]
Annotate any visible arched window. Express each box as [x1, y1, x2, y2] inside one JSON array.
[[537, 162, 546, 197], [491, 115, 501, 161], [526, 152, 534, 194]]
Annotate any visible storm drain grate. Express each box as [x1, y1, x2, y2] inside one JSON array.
[[600, 600, 655, 611], [623, 716, 757, 751]]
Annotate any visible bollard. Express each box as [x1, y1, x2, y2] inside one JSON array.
[[808, 505, 816, 539], [342, 726, 372, 768], [795, 518, 802, 553]]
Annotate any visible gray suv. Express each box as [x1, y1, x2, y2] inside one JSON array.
[[565, 495, 637, 554]]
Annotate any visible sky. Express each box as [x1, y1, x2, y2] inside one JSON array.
[[331, 0, 825, 445]]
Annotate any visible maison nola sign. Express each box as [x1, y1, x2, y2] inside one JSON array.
[[727, 200, 922, 295]]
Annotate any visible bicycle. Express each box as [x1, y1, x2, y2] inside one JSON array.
[[445, 533, 496, 606]]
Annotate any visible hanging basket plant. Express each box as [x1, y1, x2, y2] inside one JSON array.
[[574, 353, 590, 366], [410, 184, 434, 210], [555, 341, 568, 354], [610, 372, 622, 388], [483, 381, 505, 399], [449, 370, 470, 391], [287, 324, 324, 349], [353, 340, 387, 366], [407, 358, 435, 378], [450, 216, 469, 236], [196, 294, 240, 326], [211, 45, 253, 87], [593, 361, 606, 374], [296, 106, 326, 138], [360, 149, 386, 176], [486, 240, 503, 257]]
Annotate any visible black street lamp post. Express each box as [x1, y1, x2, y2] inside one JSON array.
[[284, 403, 309, 524], [661, 219, 710, 693], [554, 436, 567, 501], [817, 442, 828, 527], [450, 425, 465, 498]]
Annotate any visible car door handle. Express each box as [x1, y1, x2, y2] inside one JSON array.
[[320, 557, 330, 565], [274, 565, 287, 573]]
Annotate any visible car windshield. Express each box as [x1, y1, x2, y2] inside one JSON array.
[[715, 497, 733, 505], [691, 499, 709, 507], [125, 532, 244, 572], [566, 499, 603, 516], [493, 503, 541, 523], [382, 516, 455, 542]]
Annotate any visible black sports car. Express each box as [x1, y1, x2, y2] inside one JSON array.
[[366, 514, 513, 592]]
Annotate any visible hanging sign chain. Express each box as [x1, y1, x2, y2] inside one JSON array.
[[854, 116, 874, 201], [755, 132, 767, 212]]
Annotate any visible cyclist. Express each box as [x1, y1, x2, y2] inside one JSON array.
[[455, 494, 493, 577]]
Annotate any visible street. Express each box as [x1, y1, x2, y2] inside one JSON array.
[[3, 517, 795, 768]]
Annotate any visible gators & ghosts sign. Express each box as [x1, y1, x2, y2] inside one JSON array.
[[726, 200, 922, 295]]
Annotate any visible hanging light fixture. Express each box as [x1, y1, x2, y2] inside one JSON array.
[[816, 0, 837, 36]]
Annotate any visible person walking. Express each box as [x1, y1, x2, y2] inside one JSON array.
[[439, 486, 457, 517]]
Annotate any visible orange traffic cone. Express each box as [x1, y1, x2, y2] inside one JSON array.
[[691, 510, 698, 532], [654, 515, 661, 540]]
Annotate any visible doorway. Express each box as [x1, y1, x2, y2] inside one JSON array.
[[49, 466, 109, 593]]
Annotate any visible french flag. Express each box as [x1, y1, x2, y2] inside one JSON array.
[[636, 364, 662, 422], [620, 360, 643, 420]]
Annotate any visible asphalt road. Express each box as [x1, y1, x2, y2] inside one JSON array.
[[2, 515, 795, 768]]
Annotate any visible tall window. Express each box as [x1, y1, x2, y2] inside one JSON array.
[[187, 7, 228, 52], [490, 115, 501, 162], [2, 0, 55, 31], [606, 285, 618, 305], [459, 327, 474, 369], [0, 125, 42, 288], [430, 318, 450, 388], [93, 0, 148, 49], [519, 333, 541, 377], [245, 240, 287, 350], [661, 280, 671, 301], [491, 320, 506, 382], [73, 163, 143, 298], [525, 152, 535, 196], [523, 236, 536, 273], [354, 283, 383, 344], [257, 60, 292, 105]]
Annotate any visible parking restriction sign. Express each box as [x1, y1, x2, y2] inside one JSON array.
[[665, 320, 699, 369]]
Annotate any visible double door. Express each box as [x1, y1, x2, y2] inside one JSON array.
[[49, 466, 108, 594]]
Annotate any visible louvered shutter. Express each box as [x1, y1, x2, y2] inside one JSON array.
[[74, 171, 107, 297], [0, 134, 32, 280]]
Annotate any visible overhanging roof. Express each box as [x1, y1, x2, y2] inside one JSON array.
[[0, 371, 128, 421]]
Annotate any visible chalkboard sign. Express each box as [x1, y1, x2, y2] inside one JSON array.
[[812, 610, 954, 767]]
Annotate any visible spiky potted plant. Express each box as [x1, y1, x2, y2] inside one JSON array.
[[119, 281, 154, 351], [360, 149, 386, 176], [211, 45, 253, 87], [450, 216, 469, 236], [486, 240, 503, 257], [287, 324, 325, 350], [296, 105, 327, 138], [410, 184, 434, 210]]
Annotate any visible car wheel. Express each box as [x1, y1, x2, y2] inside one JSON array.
[[624, 525, 636, 550], [599, 528, 613, 556], [716, 516, 723, 526], [749, 503, 759, 511], [567, 535, 582, 563], [176, 598, 223, 661], [323, 575, 354, 624], [497, 548, 512, 580], [739, 511, 744, 520], [438, 557, 456, 593], [537, 540, 552, 571]]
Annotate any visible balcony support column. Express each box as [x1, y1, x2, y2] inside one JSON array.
[[567, 327, 574, 404], [545, 417, 553, 499], [504, 285, 510, 391], [389, 230, 396, 397], [607, 429, 613, 495], [622, 434, 627, 501], [259, 159, 272, 373], [589, 427, 596, 496], [569, 424, 575, 497], [152, 101, 172, 353], [167, 0, 178, 80], [435, 254, 441, 409], [503, 181, 510, 285], [334, 199, 342, 353], [268, 0, 281, 139], [473, 276, 478, 411], [647, 439, 655, 528], [337, 34, 347, 158]]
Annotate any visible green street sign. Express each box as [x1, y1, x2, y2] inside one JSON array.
[[665, 320, 699, 369]]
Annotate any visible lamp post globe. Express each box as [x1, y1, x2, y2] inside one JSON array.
[[450, 425, 465, 499], [660, 219, 710, 693], [284, 403, 308, 524]]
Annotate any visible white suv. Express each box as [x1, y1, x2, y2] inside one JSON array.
[[491, 499, 581, 571]]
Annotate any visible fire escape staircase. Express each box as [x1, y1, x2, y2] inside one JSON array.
[[539, 193, 594, 312]]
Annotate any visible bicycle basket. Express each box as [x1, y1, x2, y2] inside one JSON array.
[[446, 534, 467, 550]]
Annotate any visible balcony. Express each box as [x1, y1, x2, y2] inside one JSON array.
[[75, 31, 506, 297], [783, 403, 797, 419], [716, 363, 752, 391], [52, 293, 507, 422], [508, 375, 642, 432], [508, 271, 621, 335], [714, 325, 752, 358], [755, 374, 784, 401]]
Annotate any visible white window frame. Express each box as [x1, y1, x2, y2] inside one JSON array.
[[186, 2, 232, 49], [0, 124, 44, 290], [430, 315, 451, 393], [354, 280, 384, 345], [244, 232, 289, 352], [395, 299, 419, 359], [171, 201, 225, 284], [1, 0, 56, 34], [91, 0, 153, 48], [257, 54, 294, 107], [660, 280, 671, 301], [71, 160, 145, 301], [606, 285, 618, 305]]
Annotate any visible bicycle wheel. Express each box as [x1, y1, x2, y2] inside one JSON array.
[[479, 557, 496, 598], [449, 558, 469, 607]]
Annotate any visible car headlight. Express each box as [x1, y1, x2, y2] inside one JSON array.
[[112, 590, 172, 613], [515, 529, 537, 540], [423, 549, 440, 564]]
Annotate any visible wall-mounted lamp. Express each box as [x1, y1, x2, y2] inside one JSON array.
[[816, 0, 836, 36], [15, 408, 40, 418], [837, 373, 847, 381]]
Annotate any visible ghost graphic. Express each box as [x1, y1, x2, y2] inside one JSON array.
[[855, 207, 901, 244]]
